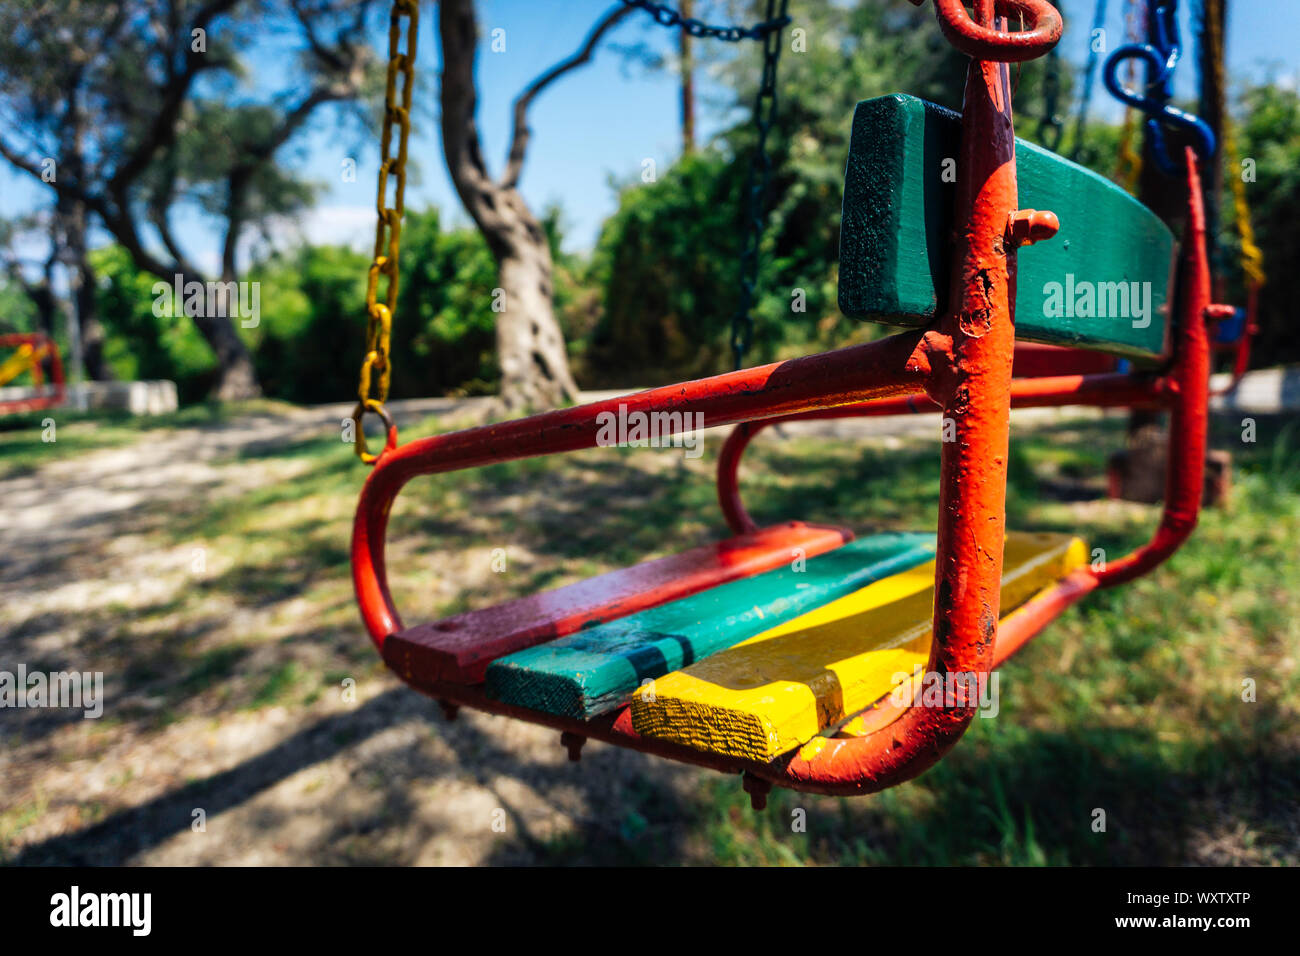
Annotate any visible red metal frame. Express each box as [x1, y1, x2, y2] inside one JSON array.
[[0, 332, 66, 415], [350, 0, 1222, 798], [1208, 286, 1257, 396], [353, 331, 936, 645]]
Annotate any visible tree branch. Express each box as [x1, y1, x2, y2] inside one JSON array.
[[439, 0, 503, 239], [500, 5, 633, 189], [106, 0, 242, 201]]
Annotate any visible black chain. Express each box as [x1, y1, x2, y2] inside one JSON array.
[[626, 0, 791, 369], [1069, 0, 1108, 163], [1037, 46, 1064, 151], [729, 0, 789, 369], [618, 0, 791, 42]]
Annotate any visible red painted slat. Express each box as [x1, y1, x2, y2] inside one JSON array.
[[383, 521, 852, 686]]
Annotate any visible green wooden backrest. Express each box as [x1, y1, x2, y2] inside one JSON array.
[[839, 94, 1176, 359]]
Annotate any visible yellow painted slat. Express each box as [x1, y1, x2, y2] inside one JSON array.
[[0, 343, 38, 388], [630, 532, 1088, 762]]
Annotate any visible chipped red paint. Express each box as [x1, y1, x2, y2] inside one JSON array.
[[928, 0, 1063, 62], [777, 0, 1025, 794], [0, 332, 65, 415], [751, 157, 1216, 797]]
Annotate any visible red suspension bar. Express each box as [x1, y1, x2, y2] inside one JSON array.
[[353, 331, 939, 648], [773, 1, 1029, 794], [717, 371, 1171, 535], [1093, 148, 1212, 587]]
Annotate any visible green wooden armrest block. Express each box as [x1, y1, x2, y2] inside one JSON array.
[[839, 94, 1175, 359]]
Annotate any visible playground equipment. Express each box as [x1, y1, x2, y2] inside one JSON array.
[[349, 0, 1232, 803], [1201, 0, 1263, 394], [1103, 0, 1258, 394], [0, 332, 65, 415]]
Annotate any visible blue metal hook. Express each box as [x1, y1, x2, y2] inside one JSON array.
[[1101, 0, 1216, 175]]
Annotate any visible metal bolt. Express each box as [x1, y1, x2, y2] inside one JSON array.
[[1005, 208, 1060, 248], [742, 772, 773, 811], [560, 732, 586, 762]]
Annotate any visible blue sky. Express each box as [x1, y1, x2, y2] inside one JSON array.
[[2, 0, 1297, 272]]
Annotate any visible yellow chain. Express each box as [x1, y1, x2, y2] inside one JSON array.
[[1207, 1, 1265, 291], [353, 0, 418, 463], [1113, 0, 1144, 192]]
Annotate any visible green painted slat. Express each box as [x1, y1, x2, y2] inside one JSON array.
[[484, 532, 937, 720], [838, 94, 1174, 359]]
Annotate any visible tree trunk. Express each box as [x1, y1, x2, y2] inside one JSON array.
[[439, 0, 597, 413], [199, 271, 260, 401], [199, 317, 260, 400], [58, 196, 113, 381], [498, 239, 579, 413], [680, 0, 695, 155]]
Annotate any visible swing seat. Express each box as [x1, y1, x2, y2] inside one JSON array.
[[383, 526, 1088, 769], [345, 0, 1221, 802], [482, 531, 938, 720], [628, 532, 1088, 762], [383, 521, 854, 686]]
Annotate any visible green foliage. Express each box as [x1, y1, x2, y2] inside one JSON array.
[[89, 204, 591, 404], [390, 208, 502, 397], [93, 245, 219, 402], [586, 151, 743, 381], [1228, 83, 1300, 365], [246, 244, 367, 405], [0, 278, 37, 334], [65, 2, 1300, 398], [587, 0, 972, 381]]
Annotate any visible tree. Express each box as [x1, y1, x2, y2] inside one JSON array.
[[1233, 82, 1300, 367], [1, 215, 63, 342], [0, 0, 381, 399], [589, 0, 970, 380], [437, 0, 633, 412]]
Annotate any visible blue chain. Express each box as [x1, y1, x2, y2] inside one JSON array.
[[1102, 0, 1216, 175]]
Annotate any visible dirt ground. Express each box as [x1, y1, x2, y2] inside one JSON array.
[[0, 399, 737, 865], [4, 398, 1294, 866]]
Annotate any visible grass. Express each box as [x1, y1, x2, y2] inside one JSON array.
[[3, 402, 1297, 865], [0, 399, 296, 479]]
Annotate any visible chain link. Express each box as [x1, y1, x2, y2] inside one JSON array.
[[353, 0, 417, 464], [1207, 0, 1264, 291], [624, 0, 791, 369], [1069, 0, 1108, 164], [729, 0, 789, 370], [618, 0, 790, 42], [1114, 0, 1146, 191], [1037, 46, 1064, 151]]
